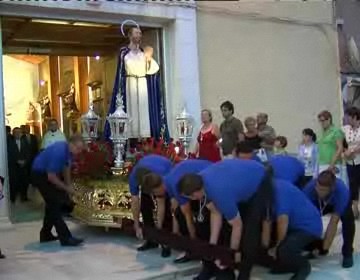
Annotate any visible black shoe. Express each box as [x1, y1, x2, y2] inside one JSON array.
[[137, 241, 158, 251], [290, 263, 311, 280], [174, 253, 192, 264], [161, 246, 171, 258], [0, 250, 5, 259], [193, 262, 217, 280], [342, 256, 354, 268], [40, 232, 58, 243], [60, 237, 84, 247]]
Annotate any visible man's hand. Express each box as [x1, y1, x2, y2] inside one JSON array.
[[268, 246, 278, 259], [234, 252, 241, 263], [134, 224, 143, 240]]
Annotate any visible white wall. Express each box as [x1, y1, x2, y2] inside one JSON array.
[[3, 55, 39, 128], [197, 1, 340, 152]]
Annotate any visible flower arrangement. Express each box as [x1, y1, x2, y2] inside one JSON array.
[[72, 140, 114, 179], [124, 138, 194, 175]]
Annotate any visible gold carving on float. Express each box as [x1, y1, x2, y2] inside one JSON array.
[[72, 174, 132, 228]]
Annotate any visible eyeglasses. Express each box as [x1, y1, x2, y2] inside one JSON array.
[[318, 118, 328, 122]]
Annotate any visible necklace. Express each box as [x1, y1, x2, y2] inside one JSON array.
[[318, 198, 328, 216], [197, 194, 207, 223]]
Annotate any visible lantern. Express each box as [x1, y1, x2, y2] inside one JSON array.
[[175, 107, 194, 155], [106, 95, 129, 169], [80, 103, 100, 144]]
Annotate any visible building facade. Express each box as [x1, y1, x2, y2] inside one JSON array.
[[0, 0, 341, 223]]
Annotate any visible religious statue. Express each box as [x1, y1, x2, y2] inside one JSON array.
[[105, 20, 169, 141], [26, 102, 40, 122], [39, 96, 52, 120], [63, 83, 79, 114]]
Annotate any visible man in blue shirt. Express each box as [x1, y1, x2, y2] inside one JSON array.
[[31, 134, 84, 247], [235, 141, 262, 162], [266, 179, 323, 280], [303, 171, 355, 268], [128, 155, 172, 254], [142, 159, 212, 264], [178, 159, 273, 280], [269, 155, 305, 187]]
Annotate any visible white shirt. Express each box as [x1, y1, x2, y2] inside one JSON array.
[[343, 124, 360, 165]]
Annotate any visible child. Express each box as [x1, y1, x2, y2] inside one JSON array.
[[298, 128, 318, 185], [274, 136, 288, 155]]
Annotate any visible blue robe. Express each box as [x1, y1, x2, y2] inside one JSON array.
[[104, 46, 169, 141]]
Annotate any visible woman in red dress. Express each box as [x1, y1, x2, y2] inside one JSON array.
[[195, 109, 221, 162]]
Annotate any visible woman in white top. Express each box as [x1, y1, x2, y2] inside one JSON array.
[[343, 107, 360, 219], [298, 128, 318, 186]]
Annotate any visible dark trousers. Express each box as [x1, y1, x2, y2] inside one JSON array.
[[273, 230, 317, 274], [347, 164, 360, 201], [175, 200, 211, 242], [140, 193, 172, 241], [316, 201, 355, 257], [9, 166, 29, 202], [236, 173, 274, 279], [31, 171, 72, 242]]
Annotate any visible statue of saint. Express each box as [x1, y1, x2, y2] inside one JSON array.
[[105, 20, 169, 141]]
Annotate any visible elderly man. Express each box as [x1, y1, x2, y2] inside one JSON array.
[[257, 113, 276, 152]]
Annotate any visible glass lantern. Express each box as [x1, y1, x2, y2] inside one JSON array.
[[175, 107, 194, 155], [80, 103, 100, 145], [106, 95, 129, 169]]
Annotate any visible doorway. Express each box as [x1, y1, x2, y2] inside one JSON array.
[[1, 16, 163, 223]]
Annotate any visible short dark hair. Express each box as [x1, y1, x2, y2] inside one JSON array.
[[235, 141, 255, 155], [135, 167, 152, 186], [345, 106, 360, 120], [177, 174, 204, 196], [275, 136, 288, 148], [302, 128, 317, 142], [317, 170, 336, 187], [220, 101, 234, 114], [141, 173, 163, 195]]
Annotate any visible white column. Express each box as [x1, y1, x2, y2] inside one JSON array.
[[164, 7, 201, 148], [0, 19, 11, 225]]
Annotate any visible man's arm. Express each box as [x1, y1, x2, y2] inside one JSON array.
[[262, 220, 272, 248], [276, 215, 289, 246], [322, 214, 340, 251], [63, 166, 71, 186], [131, 195, 141, 230], [47, 172, 73, 194], [155, 197, 166, 229], [207, 202, 223, 245], [180, 202, 197, 239], [227, 213, 243, 251]]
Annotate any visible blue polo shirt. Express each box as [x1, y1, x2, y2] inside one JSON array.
[[274, 179, 323, 238], [32, 141, 71, 173], [129, 155, 172, 196], [303, 178, 350, 216], [200, 159, 266, 221], [165, 159, 212, 206], [269, 155, 305, 184]]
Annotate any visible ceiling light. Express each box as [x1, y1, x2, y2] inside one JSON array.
[[73, 22, 111, 28], [31, 19, 70, 25], [95, 56, 100, 60]]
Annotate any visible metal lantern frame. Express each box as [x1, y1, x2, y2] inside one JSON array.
[[80, 103, 100, 144], [106, 95, 130, 169], [175, 107, 194, 155]]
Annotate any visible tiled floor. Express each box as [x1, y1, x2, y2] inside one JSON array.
[[0, 218, 359, 280]]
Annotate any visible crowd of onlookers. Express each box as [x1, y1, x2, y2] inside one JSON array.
[[5, 119, 66, 204], [195, 101, 360, 218]]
